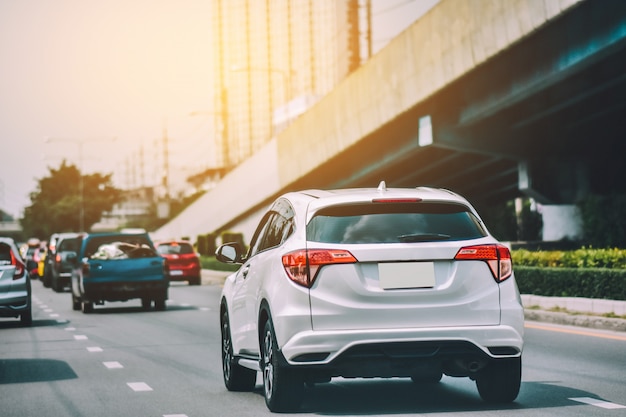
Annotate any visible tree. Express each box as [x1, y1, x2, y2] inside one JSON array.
[[21, 161, 122, 238]]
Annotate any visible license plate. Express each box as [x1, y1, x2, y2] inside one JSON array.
[[170, 270, 184, 276], [378, 262, 435, 289]]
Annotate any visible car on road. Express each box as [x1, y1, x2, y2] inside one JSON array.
[[69, 231, 169, 313], [50, 234, 80, 292], [42, 232, 78, 288], [216, 182, 524, 412], [155, 240, 201, 285], [22, 238, 41, 279], [0, 237, 32, 325]]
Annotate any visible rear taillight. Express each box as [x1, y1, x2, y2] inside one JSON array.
[[454, 244, 513, 282], [282, 249, 357, 288], [11, 251, 25, 280]]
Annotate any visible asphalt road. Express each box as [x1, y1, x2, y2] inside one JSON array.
[[1, 280, 625, 417]]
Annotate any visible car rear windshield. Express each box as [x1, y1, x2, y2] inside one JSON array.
[[307, 202, 487, 244], [157, 243, 194, 255], [0, 243, 12, 264], [84, 235, 154, 259]]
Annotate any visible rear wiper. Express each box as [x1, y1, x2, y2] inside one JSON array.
[[398, 233, 451, 242]]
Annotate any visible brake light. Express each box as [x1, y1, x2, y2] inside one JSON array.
[[454, 244, 512, 282], [282, 249, 357, 288], [372, 198, 422, 203], [11, 250, 25, 280]]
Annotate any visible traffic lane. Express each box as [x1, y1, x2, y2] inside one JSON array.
[[3, 282, 625, 417], [1, 283, 225, 417], [522, 321, 626, 408]]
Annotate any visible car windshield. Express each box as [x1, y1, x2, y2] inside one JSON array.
[[307, 202, 487, 244], [157, 243, 194, 255]]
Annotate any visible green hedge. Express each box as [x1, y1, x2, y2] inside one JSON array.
[[515, 266, 626, 300], [512, 248, 626, 269]]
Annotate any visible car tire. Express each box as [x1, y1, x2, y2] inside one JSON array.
[[72, 295, 81, 311], [476, 357, 521, 403], [261, 318, 304, 412], [221, 310, 256, 391], [52, 275, 62, 292], [20, 307, 32, 326], [81, 301, 94, 314], [154, 299, 166, 311]]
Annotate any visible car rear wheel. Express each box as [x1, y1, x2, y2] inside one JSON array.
[[261, 318, 304, 412], [81, 301, 94, 314], [20, 307, 32, 326], [221, 310, 256, 391], [72, 295, 81, 311], [476, 357, 521, 403], [154, 299, 166, 311]]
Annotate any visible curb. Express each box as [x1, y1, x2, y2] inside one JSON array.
[[524, 310, 626, 332]]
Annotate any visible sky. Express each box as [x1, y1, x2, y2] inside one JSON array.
[[0, 0, 438, 220]]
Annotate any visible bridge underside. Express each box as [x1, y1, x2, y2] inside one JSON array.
[[290, 0, 626, 210]]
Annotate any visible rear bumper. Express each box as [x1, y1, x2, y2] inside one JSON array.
[[0, 294, 30, 317], [281, 324, 524, 370], [82, 281, 169, 302]]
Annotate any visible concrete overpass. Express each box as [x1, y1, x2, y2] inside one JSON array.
[[153, 0, 626, 244]]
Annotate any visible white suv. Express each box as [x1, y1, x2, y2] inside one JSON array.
[[217, 182, 524, 412]]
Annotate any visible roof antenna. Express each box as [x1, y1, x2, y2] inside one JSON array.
[[377, 181, 387, 192]]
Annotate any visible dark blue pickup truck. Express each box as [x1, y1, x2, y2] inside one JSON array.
[[69, 232, 169, 313]]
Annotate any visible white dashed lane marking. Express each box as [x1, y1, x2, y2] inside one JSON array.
[[87, 347, 103, 352], [103, 361, 123, 369], [74, 335, 88, 340], [570, 397, 626, 409], [127, 382, 153, 392], [65, 327, 76, 331]]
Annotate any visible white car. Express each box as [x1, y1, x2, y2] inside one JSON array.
[[217, 182, 524, 412]]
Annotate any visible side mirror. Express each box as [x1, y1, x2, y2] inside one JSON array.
[[215, 243, 243, 264]]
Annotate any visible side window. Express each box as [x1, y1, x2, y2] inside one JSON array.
[[247, 212, 275, 259]]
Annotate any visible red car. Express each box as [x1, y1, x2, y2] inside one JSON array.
[[155, 241, 201, 285]]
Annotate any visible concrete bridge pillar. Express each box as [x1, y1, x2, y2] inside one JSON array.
[[519, 157, 589, 241]]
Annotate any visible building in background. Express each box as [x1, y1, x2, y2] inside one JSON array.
[[209, 0, 361, 169]]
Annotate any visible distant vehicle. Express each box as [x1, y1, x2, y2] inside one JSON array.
[[0, 237, 31, 325], [50, 234, 81, 292], [23, 238, 41, 279], [35, 245, 47, 278], [155, 240, 201, 286], [69, 231, 169, 313], [216, 182, 524, 412], [42, 232, 78, 288]]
